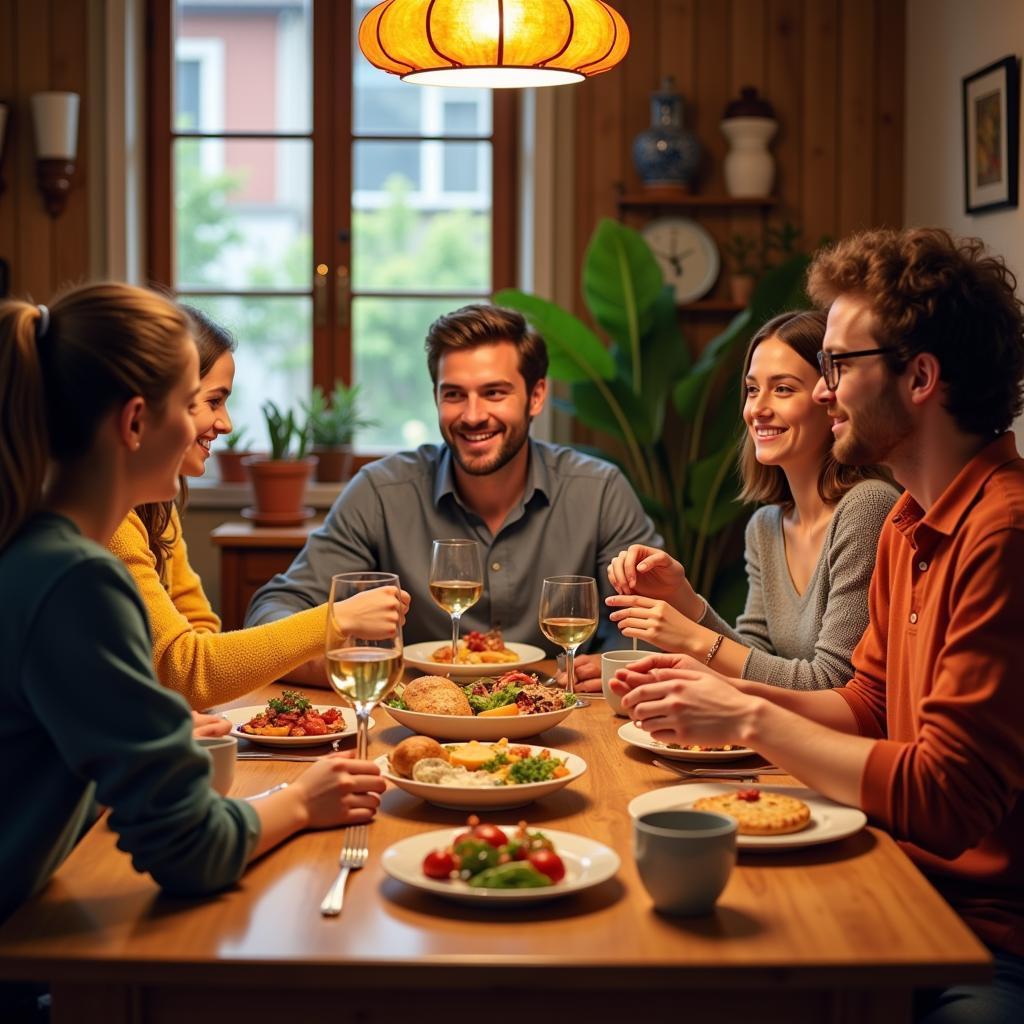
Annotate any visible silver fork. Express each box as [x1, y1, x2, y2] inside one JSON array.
[[319, 824, 369, 917], [652, 758, 784, 783]]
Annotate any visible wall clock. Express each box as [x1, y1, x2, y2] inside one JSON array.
[[641, 217, 720, 304]]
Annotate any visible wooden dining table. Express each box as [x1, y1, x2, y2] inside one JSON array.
[[0, 671, 990, 1024]]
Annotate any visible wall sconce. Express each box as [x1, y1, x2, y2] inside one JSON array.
[[31, 91, 80, 218], [0, 101, 8, 196]]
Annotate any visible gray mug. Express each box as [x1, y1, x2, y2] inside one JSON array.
[[634, 809, 737, 915]]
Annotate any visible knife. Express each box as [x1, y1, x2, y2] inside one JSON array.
[[238, 752, 326, 762]]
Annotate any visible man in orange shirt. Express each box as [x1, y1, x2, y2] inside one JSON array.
[[612, 227, 1024, 1022]]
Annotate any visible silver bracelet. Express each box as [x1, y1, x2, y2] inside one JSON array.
[[246, 782, 290, 801]]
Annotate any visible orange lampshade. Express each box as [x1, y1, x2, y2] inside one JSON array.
[[359, 0, 630, 88]]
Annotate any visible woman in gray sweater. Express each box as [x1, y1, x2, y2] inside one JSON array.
[[606, 310, 898, 690]]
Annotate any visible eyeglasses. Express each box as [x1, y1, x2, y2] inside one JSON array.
[[816, 347, 899, 391]]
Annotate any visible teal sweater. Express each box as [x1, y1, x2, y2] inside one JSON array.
[[0, 514, 260, 921]]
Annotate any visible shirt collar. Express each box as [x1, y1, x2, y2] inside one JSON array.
[[892, 432, 1021, 539], [432, 439, 552, 511]]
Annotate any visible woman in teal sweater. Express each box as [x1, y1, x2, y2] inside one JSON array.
[[0, 283, 385, 923]]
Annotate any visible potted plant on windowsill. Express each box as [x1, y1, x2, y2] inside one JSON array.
[[215, 427, 252, 484], [305, 381, 377, 483], [241, 401, 317, 527]]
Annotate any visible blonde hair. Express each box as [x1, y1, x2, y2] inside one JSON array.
[[0, 282, 192, 550]]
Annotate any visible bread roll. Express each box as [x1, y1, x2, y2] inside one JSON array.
[[390, 735, 448, 778]]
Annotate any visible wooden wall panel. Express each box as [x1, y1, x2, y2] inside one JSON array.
[[572, 0, 905, 340], [0, 0, 91, 302]]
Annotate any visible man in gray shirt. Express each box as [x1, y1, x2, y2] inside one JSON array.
[[245, 304, 660, 687]]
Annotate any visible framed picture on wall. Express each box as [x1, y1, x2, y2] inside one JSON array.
[[962, 56, 1019, 214]]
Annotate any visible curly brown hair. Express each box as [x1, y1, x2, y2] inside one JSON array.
[[425, 304, 548, 395], [737, 310, 892, 509], [807, 227, 1024, 436]]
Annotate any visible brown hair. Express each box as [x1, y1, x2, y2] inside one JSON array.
[[807, 227, 1024, 436], [136, 305, 236, 582], [0, 283, 192, 551], [738, 309, 892, 508], [425, 304, 549, 395]]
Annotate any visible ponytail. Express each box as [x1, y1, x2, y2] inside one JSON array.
[[0, 304, 50, 549], [0, 283, 192, 552]]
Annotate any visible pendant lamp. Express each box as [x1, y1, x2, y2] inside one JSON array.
[[358, 0, 630, 89]]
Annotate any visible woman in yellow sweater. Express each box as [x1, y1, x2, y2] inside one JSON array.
[[109, 307, 408, 709]]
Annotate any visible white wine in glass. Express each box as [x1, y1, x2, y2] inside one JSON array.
[[429, 539, 483, 664], [325, 572, 403, 760], [539, 575, 598, 697]]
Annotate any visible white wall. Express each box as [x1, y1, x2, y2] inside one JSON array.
[[905, 0, 1024, 445]]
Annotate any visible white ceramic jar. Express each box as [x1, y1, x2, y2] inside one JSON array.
[[721, 116, 778, 197]]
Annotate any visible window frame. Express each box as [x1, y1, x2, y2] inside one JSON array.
[[145, 0, 518, 459]]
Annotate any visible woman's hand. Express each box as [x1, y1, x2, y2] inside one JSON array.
[[606, 593, 697, 652], [191, 710, 231, 738], [609, 653, 754, 746], [332, 586, 411, 640], [606, 545, 702, 618], [291, 751, 387, 828]]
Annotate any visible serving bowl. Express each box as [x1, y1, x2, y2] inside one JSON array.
[[385, 700, 584, 741]]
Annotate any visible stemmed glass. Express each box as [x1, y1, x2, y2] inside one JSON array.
[[428, 539, 483, 665], [325, 572, 403, 760], [539, 575, 598, 697]]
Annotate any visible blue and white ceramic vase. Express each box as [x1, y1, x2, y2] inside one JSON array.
[[632, 77, 701, 191]]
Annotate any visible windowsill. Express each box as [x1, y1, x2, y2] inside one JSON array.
[[187, 477, 344, 511]]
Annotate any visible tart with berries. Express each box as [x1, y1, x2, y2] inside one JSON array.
[[693, 788, 812, 836]]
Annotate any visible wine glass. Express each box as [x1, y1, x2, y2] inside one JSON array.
[[428, 539, 483, 665], [325, 572, 403, 761], [539, 575, 598, 697]]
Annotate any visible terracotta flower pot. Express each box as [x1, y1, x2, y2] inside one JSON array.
[[729, 273, 756, 306], [215, 449, 252, 484], [311, 444, 354, 483], [241, 456, 318, 527]]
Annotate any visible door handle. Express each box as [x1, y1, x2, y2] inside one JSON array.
[[314, 263, 329, 327]]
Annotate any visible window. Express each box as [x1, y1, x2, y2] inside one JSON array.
[[147, 0, 516, 454]]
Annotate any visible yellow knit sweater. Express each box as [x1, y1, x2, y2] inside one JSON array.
[[109, 508, 326, 709]]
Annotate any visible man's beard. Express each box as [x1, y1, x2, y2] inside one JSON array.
[[832, 378, 913, 466], [444, 417, 531, 477]]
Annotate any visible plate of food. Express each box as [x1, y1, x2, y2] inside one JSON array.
[[627, 783, 867, 850], [221, 690, 371, 748], [617, 721, 755, 761], [403, 629, 545, 678], [385, 671, 582, 740], [381, 818, 619, 904], [378, 734, 587, 809]]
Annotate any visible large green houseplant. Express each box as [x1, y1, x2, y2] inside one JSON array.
[[242, 400, 317, 526], [496, 218, 810, 617]]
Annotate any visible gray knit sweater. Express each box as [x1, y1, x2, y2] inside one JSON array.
[[700, 479, 899, 690]]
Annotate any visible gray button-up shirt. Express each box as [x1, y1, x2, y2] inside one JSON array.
[[245, 440, 662, 654]]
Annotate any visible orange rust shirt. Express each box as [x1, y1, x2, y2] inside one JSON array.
[[838, 432, 1024, 957]]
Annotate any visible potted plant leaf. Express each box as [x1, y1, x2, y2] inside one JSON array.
[[241, 400, 317, 526], [215, 426, 251, 484], [496, 217, 812, 620], [305, 381, 377, 483]]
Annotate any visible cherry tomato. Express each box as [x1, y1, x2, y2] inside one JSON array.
[[422, 849, 456, 879], [528, 848, 565, 883], [471, 823, 508, 848]]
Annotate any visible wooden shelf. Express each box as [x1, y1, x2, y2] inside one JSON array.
[[680, 299, 746, 313], [617, 191, 777, 210]]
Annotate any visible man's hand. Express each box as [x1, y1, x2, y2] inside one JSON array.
[[609, 653, 754, 745], [564, 652, 601, 693]]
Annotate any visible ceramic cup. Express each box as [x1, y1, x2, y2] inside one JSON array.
[[601, 650, 648, 714], [633, 809, 737, 915], [197, 735, 237, 796]]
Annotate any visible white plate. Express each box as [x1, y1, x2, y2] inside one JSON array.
[[221, 704, 373, 748], [627, 783, 868, 850], [377, 743, 587, 809], [381, 827, 619, 904], [617, 721, 755, 761], [386, 700, 583, 741], [403, 640, 546, 678]]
